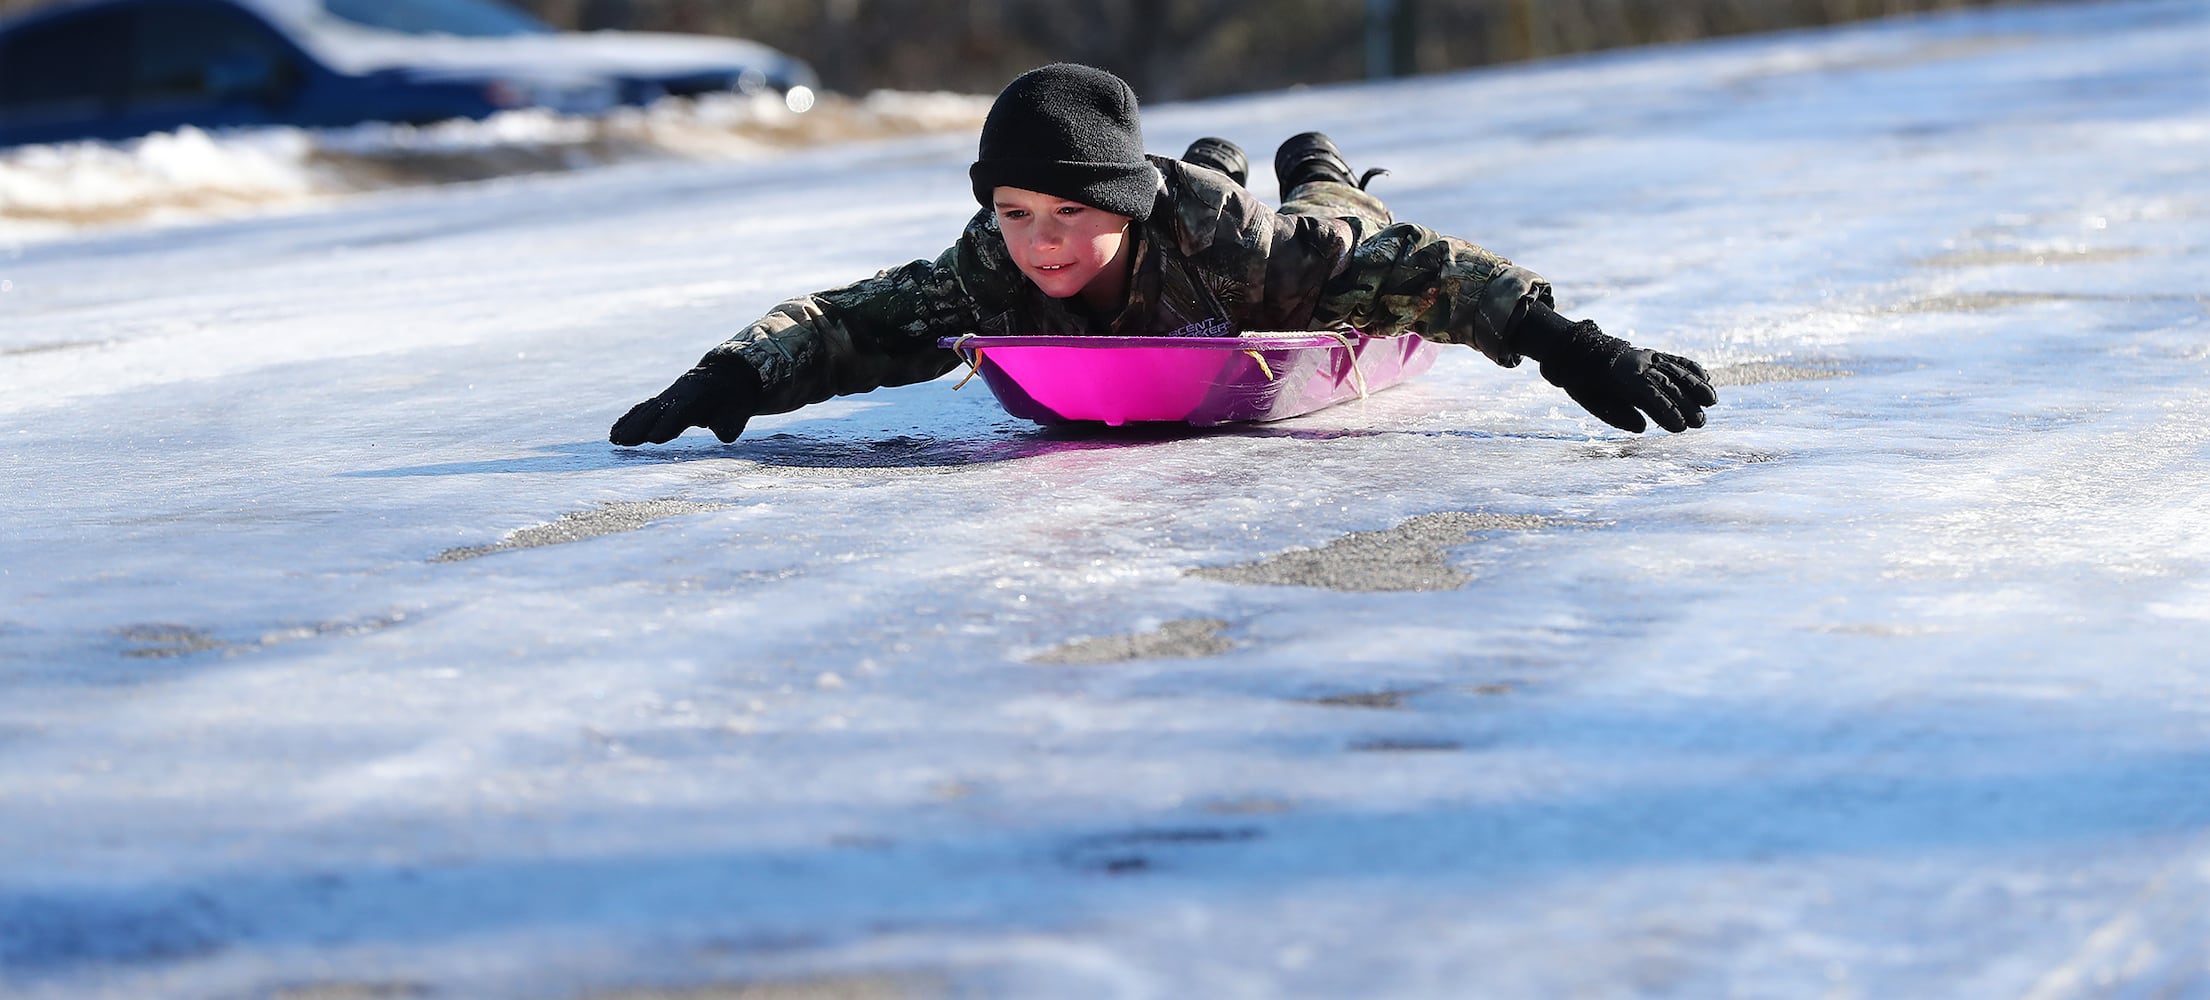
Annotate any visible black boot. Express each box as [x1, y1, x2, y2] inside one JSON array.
[[1273, 131, 1387, 201], [1181, 136, 1248, 187]]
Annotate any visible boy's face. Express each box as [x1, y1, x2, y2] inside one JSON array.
[[991, 187, 1133, 309]]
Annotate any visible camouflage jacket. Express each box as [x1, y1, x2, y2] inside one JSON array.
[[710, 155, 1552, 416]]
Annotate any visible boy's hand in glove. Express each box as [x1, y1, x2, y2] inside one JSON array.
[[609, 353, 762, 446], [1512, 302, 1717, 433]]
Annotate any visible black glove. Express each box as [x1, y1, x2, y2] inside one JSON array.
[[1512, 303, 1717, 434], [608, 352, 762, 446]]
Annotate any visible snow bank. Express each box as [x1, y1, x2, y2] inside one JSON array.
[[0, 90, 989, 241]]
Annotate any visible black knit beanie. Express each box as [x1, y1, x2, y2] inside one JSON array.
[[969, 64, 1159, 221]]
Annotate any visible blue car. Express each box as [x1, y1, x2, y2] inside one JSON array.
[[0, 0, 820, 147]]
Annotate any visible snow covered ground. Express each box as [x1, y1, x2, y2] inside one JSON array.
[[5, 1, 2210, 996]]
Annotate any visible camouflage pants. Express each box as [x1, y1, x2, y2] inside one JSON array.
[[1279, 180, 1393, 235]]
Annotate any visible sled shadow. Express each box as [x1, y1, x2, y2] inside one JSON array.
[[340, 423, 1599, 478]]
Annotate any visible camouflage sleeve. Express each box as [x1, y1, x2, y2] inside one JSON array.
[[1311, 223, 1553, 368], [707, 248, 978, 415]]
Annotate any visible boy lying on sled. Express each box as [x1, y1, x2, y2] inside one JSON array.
[[610, 63, 1716, 446]]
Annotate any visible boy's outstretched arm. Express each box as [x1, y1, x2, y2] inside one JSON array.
[[610, 251, 978, 447], [1313, 222, 1716, 433]]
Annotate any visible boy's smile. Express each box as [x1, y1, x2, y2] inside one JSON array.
[[991, 186, 1134, 313]]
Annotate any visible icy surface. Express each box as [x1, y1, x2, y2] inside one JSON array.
[[4, 2, 2210, 997]]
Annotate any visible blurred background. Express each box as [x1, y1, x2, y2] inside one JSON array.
[[0, 0, 2053, 233], [511, 0, 2037, 99], [2, 0, 2045, 102]]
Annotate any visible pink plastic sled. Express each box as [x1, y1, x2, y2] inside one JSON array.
[[938, 332, 1440, 427]]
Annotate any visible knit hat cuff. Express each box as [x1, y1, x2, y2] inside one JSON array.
[[970, 158, 1161, 221]]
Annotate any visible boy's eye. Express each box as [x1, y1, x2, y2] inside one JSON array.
[[1057, 205, 1083, 216], [1000, 209, 1028, 220]]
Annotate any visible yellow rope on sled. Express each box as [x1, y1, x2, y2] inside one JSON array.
[[950, 334, 983, 390], [1243, 332, 1366, 393], [1324, 329, 1370, 400], [950, 331, 1368, 401]]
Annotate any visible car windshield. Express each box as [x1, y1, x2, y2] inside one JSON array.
[[320, 0, 553, 37]]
